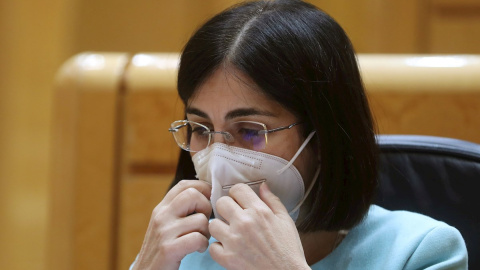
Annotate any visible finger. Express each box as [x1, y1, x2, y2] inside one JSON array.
[[228, 183, 265, 210], [259, 182, 288, 215], [215, 195, 243, 222], [163, 179, 212, 203], [208, 218, 230, 242], [175, 231, 210, 256], [177, 212, 211, 239], [169, 187, 212, 218], [208, 241, 226, 266]]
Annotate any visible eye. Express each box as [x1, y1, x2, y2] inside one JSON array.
[[238, 128, 260, 139], [191, 125, 208, 136], [233, 122, 264, 140], [233, 122, 267, 150], [191, 125, 206, 133]]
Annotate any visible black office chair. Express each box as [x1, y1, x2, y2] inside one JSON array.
[[375, 135, 480, 269]]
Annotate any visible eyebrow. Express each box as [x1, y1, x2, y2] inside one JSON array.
[[186, 107, 275, 121]]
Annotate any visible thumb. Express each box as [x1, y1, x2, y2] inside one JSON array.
[[259, 182, 288, 215]]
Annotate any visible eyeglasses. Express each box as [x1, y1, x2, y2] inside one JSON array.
[[169, 120, 302, 152]]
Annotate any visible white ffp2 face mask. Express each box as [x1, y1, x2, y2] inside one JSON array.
[[191, 132, 319, 221]]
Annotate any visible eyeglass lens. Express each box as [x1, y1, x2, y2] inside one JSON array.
[[170, 121, 267, 152]]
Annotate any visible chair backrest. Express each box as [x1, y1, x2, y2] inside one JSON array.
[[48, 53, 480, 270], [376, 135, 480, 269]]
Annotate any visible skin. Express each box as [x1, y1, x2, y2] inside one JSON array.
[[134, 67, 339, 270], [133, 180, 212, 270]]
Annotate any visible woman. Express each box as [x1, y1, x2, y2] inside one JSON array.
[[132, 0, 467, 269]]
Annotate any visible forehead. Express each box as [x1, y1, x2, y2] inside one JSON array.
[[186, 68, 284, 118]]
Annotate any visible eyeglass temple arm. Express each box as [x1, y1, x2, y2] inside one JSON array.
[[168, 123, 188, 132], [259, 122, 302, 135]]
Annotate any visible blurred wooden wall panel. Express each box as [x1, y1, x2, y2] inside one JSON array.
[[370, 93, 480, 143], [0, 0, 74, 269], [116, 54, 184, 269], [72, 0, 239, 53], [313, 0, 425, 53], [428, 0, 480, 53], [48, 53, 129, 270], [2, 0, 479, 270], [68, 0, 431, 54], [361, 54, 480, 143]]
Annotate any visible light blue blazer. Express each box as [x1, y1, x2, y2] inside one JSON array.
[[180, 205, 468, 269]]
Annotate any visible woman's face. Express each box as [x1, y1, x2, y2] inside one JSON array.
[[186, 67, 317, 186]]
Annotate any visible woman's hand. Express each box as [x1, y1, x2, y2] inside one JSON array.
[[132, 180, 212, 270], [208, 183, 310, 270]]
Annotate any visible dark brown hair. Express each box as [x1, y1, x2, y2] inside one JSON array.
[[171, 0, 378, 232]]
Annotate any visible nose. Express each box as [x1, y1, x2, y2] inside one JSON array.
[[212, 132, 226, 144]]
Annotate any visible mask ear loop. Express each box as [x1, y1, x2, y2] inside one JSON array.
[[273, 130, 319, 215], [276, 131, 316, 175], [289, 165, 321, 215]]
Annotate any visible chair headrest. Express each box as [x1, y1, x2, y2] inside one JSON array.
[[376, 135, 480, 161]]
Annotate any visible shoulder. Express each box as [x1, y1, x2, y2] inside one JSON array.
[[369, 206, 468, 269], [313, 205, 468, 270], [362, 205, 460, 241]]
